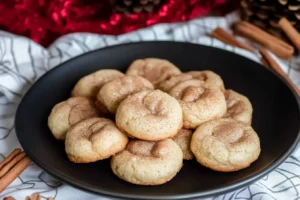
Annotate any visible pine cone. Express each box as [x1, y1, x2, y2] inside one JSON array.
[[111, 0, 165, 14], [240, 0, 300, 42]]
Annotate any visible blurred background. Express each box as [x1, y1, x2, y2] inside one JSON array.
[[3, 0, 298, 47]]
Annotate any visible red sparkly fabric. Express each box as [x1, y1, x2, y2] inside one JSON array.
[[0, 0, 226, 47]]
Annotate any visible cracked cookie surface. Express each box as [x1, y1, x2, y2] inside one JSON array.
[[158, 70, 225, 93], [111, 139, 183, 185], [48, 97, 99, 140], [173, 129, 194, 160], [126, 58, 181, 87], [223, 89, 253, 125], [65, 117, 128, 163], [190, 119, 260, 172], [71, 69, 124, 99], [116, 90, 183, 141], [97, 75, 154, 114], [169, 79, 226, 129]]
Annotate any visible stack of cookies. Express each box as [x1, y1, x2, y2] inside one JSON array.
[[48, 58, 261, 186]]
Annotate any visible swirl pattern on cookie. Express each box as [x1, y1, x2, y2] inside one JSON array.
[[169, 79, 226, 129], [125, 58, 181, 87], [71, 69, 124, 99], [97, 76, 154, 114], [224, 89, 253, 125], [111, 139, 183, 185], [158, 70, 225, 92], [48, 97, 99, 140], [65, 117, 128, 163], [190, 119, 260, 172], [116, 90, 183, 141], [173, 129, 194, 160]]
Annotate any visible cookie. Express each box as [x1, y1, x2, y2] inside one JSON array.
[[224, 89, 253, 125], [125, 58, 181, 87], [111, 139, 183, 185], [97, 75, 154, 114], [71, 69, 124, 99], [173, 129, 194, 160], [65, 117, 128, 163], [190, 119, 261, 172], [116, 89, 183, 141], [169, 79, 227, 129], [158, 70, 225, 93], [48, 97, 99, 140]]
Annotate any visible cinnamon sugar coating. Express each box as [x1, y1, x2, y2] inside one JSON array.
[[158, 70, 225, 93], [126, 58, 181, 87], [111, 139, 183, 185], [65, 118, 128, 163], [224, 89, 253, 125], [191, 119, 260, 172], [173, 129, 194, 160], [169, 79, 227, 129], [71, 69, 124, 99], [97, 75, 154, 114], [48, 97, 99, 140], [116, 90, 183, 141]]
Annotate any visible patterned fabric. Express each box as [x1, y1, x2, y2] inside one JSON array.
[[0, 12, 300, 200]]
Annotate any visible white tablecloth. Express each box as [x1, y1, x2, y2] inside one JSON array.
[[0, 12, 300, 200]]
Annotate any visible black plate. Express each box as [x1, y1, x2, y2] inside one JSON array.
[[15, 42, 300, 199]]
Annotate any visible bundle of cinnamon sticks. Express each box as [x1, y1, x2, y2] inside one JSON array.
[[0, 149, 55, 199], [210, 18, 300, 97], [4, 193, 55, 200], [212, 18, 300, 59], [0, 149, 31, 193]]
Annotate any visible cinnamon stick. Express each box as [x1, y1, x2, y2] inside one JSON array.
[[259, 48, 300, 96], [234, 21, 294, 59], [260, 57, 270, 68], [278, 17, 300, 50], [0, 149, 22, 170], [26, 193, 41, 200], [211, 27, 256, 52], [0, 156, 31, 193], [0, 152, 26, 178], [4, 195, 54, 200], [3, 197, 15, 200]]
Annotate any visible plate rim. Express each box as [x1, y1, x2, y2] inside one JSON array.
[[14, 41, 300, 199]]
